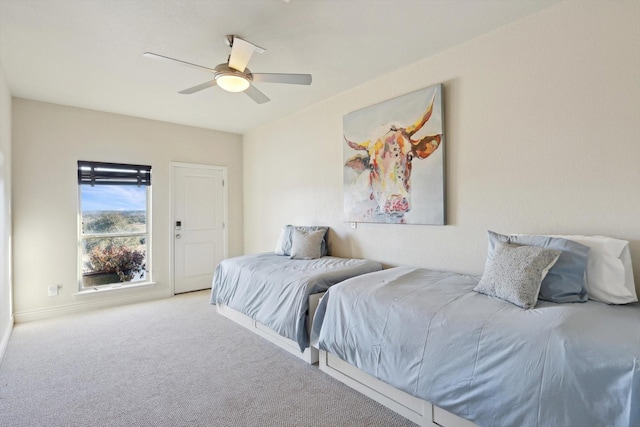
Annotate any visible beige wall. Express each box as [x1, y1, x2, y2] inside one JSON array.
[[12, 99, 243, 320], [243, 1, 640, 293], [0, 59, 13, 356]]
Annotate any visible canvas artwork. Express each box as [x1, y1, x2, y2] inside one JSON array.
[[343, 84, 445, 225]]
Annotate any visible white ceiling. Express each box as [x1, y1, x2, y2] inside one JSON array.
[[0, 0, 561, 135]]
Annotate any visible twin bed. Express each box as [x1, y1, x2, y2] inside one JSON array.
[[210, 227, 639, 427], [210, 252, 383, 363], [313, 267, 639, 427], [210, 226, 383, 363]]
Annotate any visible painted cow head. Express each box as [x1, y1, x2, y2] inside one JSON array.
[[344, 95, 442, 221]]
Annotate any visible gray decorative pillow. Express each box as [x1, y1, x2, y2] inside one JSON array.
[[487, 230, 590, 303], [290, 229, 325, 260], [474, 242, 561, 309], [275, 225, 329, 256], [509, 234, 589, 303]]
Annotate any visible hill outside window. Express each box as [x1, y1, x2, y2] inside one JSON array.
[[78, 161, 151, 290]]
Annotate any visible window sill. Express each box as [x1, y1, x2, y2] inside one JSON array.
[[74, 281, 156, 297]]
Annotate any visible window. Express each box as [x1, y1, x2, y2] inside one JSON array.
[[78, 161, 151, 289]]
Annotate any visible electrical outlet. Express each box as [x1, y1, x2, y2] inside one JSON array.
[[48, 285, 59, 297]]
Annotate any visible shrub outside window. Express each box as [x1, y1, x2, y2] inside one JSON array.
[[78, 161, 151, 289]]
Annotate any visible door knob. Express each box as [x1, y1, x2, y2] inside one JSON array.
[[176, 234, 181, 239]]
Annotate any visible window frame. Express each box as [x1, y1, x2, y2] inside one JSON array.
[[77, 163, 152, 291]]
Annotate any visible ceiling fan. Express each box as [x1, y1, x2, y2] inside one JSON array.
[[143, 35, 312, 104]]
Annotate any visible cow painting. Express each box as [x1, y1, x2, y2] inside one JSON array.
[[343, 85, 445, 224]]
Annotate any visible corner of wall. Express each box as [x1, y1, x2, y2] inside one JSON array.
[[0, 58, 14, 363]]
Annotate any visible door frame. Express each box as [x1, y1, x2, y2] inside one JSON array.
[[170, 162, 229, 295]]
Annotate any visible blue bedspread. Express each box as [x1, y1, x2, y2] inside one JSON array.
[[312, 267, 640, 427], [210, 253, 383, 351]]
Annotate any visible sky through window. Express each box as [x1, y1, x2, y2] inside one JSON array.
[[81, 185, 146, 211]]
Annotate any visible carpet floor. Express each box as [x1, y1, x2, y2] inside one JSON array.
[[0, 290, 415, 426]]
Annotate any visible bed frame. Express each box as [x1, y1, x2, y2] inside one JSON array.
[[318, 350, 478, 427], [216, 292, 324, 364]]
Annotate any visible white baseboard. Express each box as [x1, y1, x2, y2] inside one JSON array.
[[13, 288, 171, 323]]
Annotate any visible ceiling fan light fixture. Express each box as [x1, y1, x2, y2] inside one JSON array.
[[216, 73, 250, 92], [145, 36, 311, 104]]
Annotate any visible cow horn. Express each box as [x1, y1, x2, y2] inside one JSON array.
[[406, 92, 437, 137], [344, 136, 370, 151]]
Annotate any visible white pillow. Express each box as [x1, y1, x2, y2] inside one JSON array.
[[548, 235, 636, 304]]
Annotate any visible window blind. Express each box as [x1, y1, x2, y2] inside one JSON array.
[[78, 161, 151, 186]]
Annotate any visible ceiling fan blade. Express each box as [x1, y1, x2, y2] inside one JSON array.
[[143, 52, 217, 73], [228, 37, 264, 72], [178, 80, 218, 94], [244, 85, 270, 104], [251, 73, 312, 85]]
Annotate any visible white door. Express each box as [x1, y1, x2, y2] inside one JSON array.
[[172, 163, 227, 294]]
